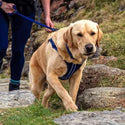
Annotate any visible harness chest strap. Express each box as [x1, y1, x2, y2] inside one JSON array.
[[48, 38, 83, 80]]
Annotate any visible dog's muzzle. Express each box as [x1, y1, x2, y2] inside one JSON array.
[[83, 44, 95, 56], [85, 44, 93, 53]]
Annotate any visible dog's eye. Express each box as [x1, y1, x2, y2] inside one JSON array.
[[90, 32, 95, 36], [77, 33, 83, 37]]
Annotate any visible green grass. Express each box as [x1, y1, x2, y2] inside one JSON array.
[[0, 100, 112, 125], [98, 76, 125, 87], [0, 90, 70, 125], [106, 56, 125, 69], [0, 102, 69, 125]]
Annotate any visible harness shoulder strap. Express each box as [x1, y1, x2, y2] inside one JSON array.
[[66, 44, 74, 59], [48, 38, 58, 51]]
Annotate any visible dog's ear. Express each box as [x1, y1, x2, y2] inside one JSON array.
[[96, 25, 103, 47], [63, 26, 73, 48]]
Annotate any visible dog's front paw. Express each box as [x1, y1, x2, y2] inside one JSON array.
[[64, 101, 78, 112]]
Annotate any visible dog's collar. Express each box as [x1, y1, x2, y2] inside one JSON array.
[[48, 38, 74, 59]]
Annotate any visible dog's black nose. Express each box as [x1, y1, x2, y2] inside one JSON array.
[[85, 44, 93, 53]]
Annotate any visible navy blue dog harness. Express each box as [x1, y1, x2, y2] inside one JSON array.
[[48, 38, 83, 80]]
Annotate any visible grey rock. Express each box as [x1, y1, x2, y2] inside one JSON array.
[[79, 64, 125, 93], [0, 78, 34, 109], [0, 90, 35, 108], [77, 87, 125, 109], [54, 110, 125, 125], [84, 64, 125, 76]]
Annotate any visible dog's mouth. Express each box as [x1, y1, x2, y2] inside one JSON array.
[[83, 52, 95, 56]]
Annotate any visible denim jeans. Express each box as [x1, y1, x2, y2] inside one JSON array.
[[0, 9, 35, 81]]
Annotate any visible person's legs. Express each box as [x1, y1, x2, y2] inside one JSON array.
[[9, 14, 35, 91], [0, 10, 9, 73]]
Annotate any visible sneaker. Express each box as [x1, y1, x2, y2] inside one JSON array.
[[9, 83, 20, 91]]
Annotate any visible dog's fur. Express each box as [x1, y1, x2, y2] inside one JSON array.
[[29, 20, 103, 111]]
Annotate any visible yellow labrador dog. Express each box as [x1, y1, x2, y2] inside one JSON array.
[[29, 20, 103, 111]]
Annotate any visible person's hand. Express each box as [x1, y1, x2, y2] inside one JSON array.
[[1, 2, 15, 14], [45, 16, 54, 32]]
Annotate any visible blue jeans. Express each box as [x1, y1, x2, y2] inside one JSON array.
[[0, 9, 35, 81]]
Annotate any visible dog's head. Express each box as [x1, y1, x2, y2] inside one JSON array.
[[63, 20, 103, 57]]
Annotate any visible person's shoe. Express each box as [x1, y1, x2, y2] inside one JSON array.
[[9, 83, 20, 91]]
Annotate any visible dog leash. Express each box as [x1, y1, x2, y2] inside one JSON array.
[[8, 5, 58, 32]]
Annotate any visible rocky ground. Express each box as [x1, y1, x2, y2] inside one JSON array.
[[0, 78, 35, 109], [1, 80, 125, 125], [54, 110, 125, 125], [0, 64, 125, 124]]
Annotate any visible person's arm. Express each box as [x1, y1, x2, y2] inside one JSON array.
[[41, 0, 53, 32], [0, 0, 15, 14]]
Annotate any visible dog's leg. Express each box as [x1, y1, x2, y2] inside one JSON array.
[[42, 85, 55, 108], [47, 73, 78, 111], [69, 70, 82, 103], [29, 62, 46, 100]]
